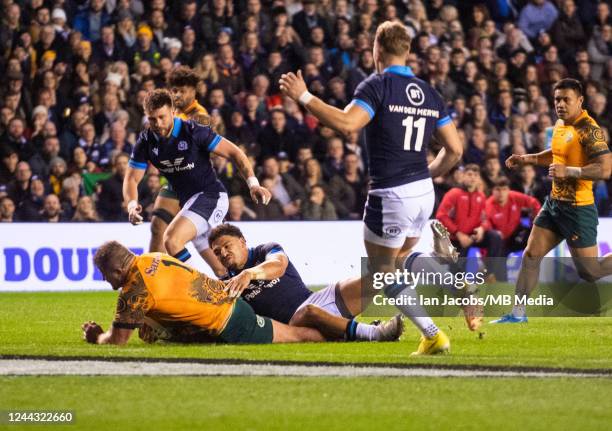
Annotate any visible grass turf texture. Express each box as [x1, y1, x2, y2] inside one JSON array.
[[1, 292, 612, 369], [1, 376, 612, 431]]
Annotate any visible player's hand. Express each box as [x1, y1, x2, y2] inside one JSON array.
[[250, 185, 271, 205], [279, 70, 308, 102], [456, 232, 474, 249], [548, 163, 567, 179], [225, 271, 252, 299], [81, 321, 103, 344], [128, 202, 143, 225], [472, 226, 485, 243], [505, 154, 525, 170]]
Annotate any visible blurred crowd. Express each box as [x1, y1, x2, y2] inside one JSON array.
[[0, 0, 611, 226]]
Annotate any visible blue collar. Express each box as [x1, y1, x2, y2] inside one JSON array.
[[151, 117, 182, 141], [171, 117, 182, 138], [383, 65, 415, 77]]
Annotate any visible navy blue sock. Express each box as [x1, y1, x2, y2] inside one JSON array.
[[345, 319, 358, 341], [173, 248, 191, 263]]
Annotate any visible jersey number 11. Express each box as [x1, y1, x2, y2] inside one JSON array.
[[402, 115, 426, 152]]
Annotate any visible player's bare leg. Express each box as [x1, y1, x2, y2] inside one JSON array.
[[270, 320, 326, 342], [568, 246, 612, 282], [149, 195, 180, 253], [163, 215, 198, 264], [289, 304, 403, 341], [491, 225, 562, 323]]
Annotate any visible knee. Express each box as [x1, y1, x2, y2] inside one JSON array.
[[302, 304, 323, 323]]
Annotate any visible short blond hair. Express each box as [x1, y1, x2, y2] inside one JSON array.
[[94, 241, 133, 275], [375, 21, 412, 57]]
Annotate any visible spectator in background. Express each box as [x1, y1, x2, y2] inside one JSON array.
[[322, 136, 344, 180], [511, 163, 550, 204], [0, 196, 16, 222], [518, 0, 559, 40], [259, 156, 304, 219], [486, 176, 541, 271], [329, 152, 367, 220], [0, 146, 19, 185], [7, 161, 32, 206], [72, 0, 112, 42], [72, 196, 100, 222], [301, 158, 326, 195], [551, 0, 586, 63], [436, 164, 504, 281], [254, 177, 286, 220], [40, 194, 66, 222], [17, 175, 46, 221], [227, 195, 256, 221], [301, 185, 337, 221], [96, 153, 129, 221], [60, 176, 81, 220], [482, 155, 503, 192]]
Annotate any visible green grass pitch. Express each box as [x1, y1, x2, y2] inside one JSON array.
[[1, 291, 612, 430]]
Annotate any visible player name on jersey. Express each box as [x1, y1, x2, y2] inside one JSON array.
[[388, 105, 441, 118]]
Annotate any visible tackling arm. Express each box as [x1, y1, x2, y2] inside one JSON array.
[[225, 252, 289, 298]]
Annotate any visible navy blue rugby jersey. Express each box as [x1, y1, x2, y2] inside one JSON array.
[[352, 65, 451, 190], [227, 242, 313, 324], [129, 117, 226, 204]]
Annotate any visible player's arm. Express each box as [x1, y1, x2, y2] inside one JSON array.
[[429, 122, 463, 178], [212, 138, 271, 205], [506, 149, 552, 169], [81, 321, 134, 345], [550, 124, 611, 180], [225, 250, 289, 298], [279, 71, 371, 135], [123, 165, 146, 224]]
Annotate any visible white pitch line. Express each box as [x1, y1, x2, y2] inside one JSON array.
[[0, 360, 609, 378]]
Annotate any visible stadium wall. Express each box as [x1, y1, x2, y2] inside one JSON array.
[[1, 221, 612, 291]]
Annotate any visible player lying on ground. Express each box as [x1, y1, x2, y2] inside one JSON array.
[[138, 223, 404, 344], [81, 241, 398, 345], [492, 78, 612, 323], [148, 67, 227, 277], [123, 89, 271, 279], [280, 21, 463, 354]]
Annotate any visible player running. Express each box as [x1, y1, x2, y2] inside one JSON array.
[[124, 89, 271, 272], [148, 67, 227, 276], [280, 21, 463, 354], [492, 78, 611, 323], [81, 241, 325, 345]]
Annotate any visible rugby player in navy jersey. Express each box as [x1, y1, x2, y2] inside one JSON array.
[[208, 224, 403, 342], [280, 21, 464, 355], [124, 89, 271, 270]]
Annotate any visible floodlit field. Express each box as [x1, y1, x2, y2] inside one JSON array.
[[1, 291, 612, 430]]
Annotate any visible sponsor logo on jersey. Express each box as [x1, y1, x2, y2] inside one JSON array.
[[406, 83, 425, 106], [145, 256, 161, 276], [212, 209, 224, 223], [158, 157, 195, 173], [152, 147, 159, 156], [178, 140, 188, 151]]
